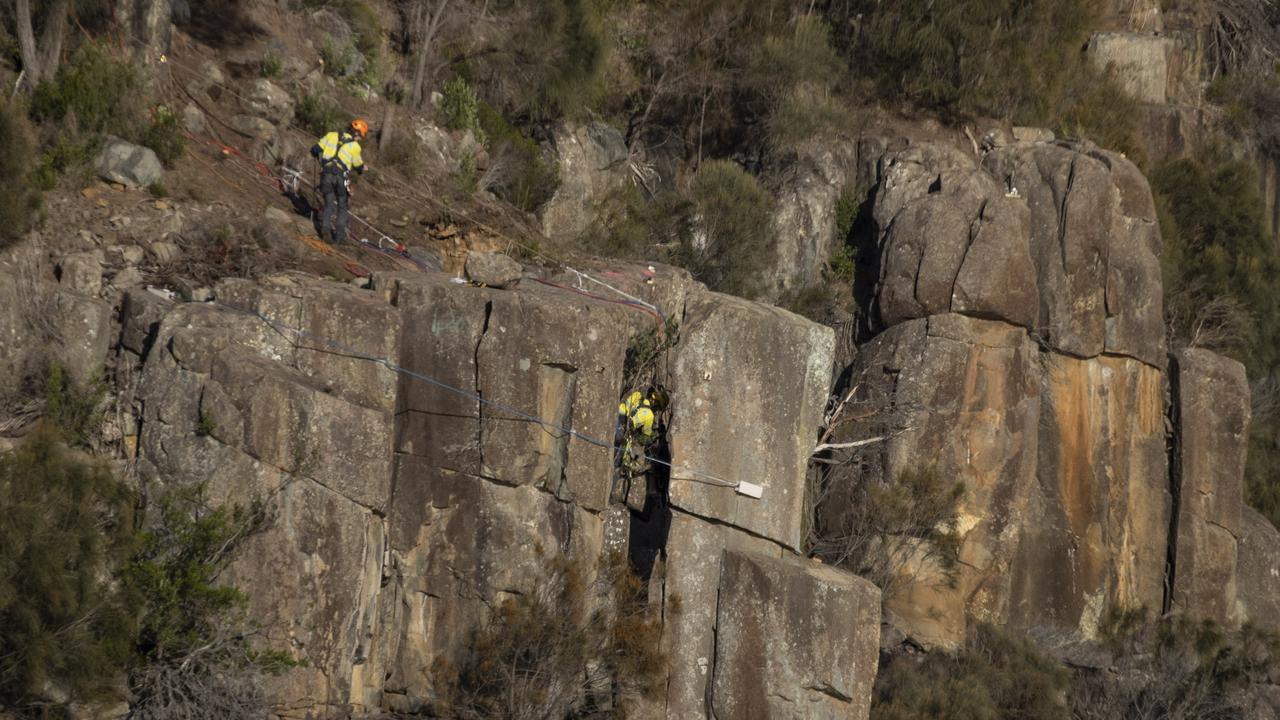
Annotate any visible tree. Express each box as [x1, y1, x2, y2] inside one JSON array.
[[10, 0, 69, 93]]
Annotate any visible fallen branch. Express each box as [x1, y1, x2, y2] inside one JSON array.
[[812, 436, 886, 454]]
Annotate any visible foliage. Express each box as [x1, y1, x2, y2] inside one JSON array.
[[749, 15, 849, 150], [378, 131, 426, 177], [0, 426, 137, 714], [671, 160, 773, 298], [142, 105, 186, 168], [0, 100, 42, 247], [873, 623, 1070, 720], [623, 318, 680, 389], [433, 552, 666, 719], [1071, 608, 1280, 720], [260, 52, 283, 78], [811, 465, 964, 601], [828, 245, 858, 281], [497, 0, 610, 121], [440, 76, 486, 145], [476, 103, 560, 212], [29, 42, 144, 138], [295, 90, 344, 137], [44, 362, 105, 447]]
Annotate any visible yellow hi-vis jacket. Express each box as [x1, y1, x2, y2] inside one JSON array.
[[619, 391, 656, 439], [312, 131, 365, 174]]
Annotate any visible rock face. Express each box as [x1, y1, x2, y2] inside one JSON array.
[[540, 122, 629, 244], [116, 260, 875, 718], [1236, 507, 1280, 632], [1171, 348, 1249, 624], [875, 141, 1165, 367], [764, 142, 859, 298], [1087, 32, 1179, 104], [818, 139, 1194, 648], [712, 550, 880, 720], [96, 136, 163, 188], [668, 291, 834, 550]]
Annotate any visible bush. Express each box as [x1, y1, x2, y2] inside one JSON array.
[[873, 623, 1069, 720], [811, 466, 963, 599], [1072, 609, 1280, 720], [441, 76, 486, 145], [477, 103, 559, 212], [29, 42, 144, 137], [44, 361, 106, 447], [0, 100, 42, 247], [433, 552, 665, 718], [295, 90, 344, 136], [142, 105, 186, 168], [0, 426, 137, 714], [673, 160, 773, 299]]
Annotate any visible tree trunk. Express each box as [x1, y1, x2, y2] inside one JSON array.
[[38, 0, 69, 80], [378, 103, 396, 152], [409, 0, 451, 108], [14, 0, 41, 90]]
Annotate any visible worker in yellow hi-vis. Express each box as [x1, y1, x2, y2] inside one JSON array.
[[618, 387, 668, 475], [310, 118, 368, 244]]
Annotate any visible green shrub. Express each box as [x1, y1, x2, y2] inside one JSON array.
[[673, 160, 774, 299], [319, 33, 361, 78], [441, 76, 486, 145], [44, 362, 106, 446], [260, 53, 283, 78], [0, 100, 42, 247], [503, 0, 609, 121], [295, 91, 344, 136], [30, 42, 144, 137], [828, 245, 858, 281], [873, 623, 1069, 720], [142, 104, 186, 168], [0, 426, 138, 713]]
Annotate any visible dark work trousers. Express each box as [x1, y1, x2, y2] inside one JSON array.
[[320, 169, 350, 243]]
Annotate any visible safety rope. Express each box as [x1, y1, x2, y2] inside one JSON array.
[[214, 300, 744, 492]]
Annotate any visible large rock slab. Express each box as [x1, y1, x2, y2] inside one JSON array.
[[872, 141, 1165, 367], [374, 453, 602, 711], [765, 141, 858, 298], [134, 291, 394, 716], [540, 121, 629, 244], [1236, 508, 1280, 632], [821, 314, 1168, 647], [1171, 348, 1249, 624], [1009, 351, 1169, 635], [1087, 32, 1178, 104], [656, 512, 784, 719], [668, 290, 834, 550], [711, 550, 880, 720], [394, 274, 632, 510]]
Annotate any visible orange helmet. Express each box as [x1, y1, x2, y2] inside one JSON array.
[[351, 118, 369, 139]]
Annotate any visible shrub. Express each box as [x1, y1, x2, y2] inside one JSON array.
[[44, 361, 106, 447], [811, 466, 963, 599], [873, 623, 1069, 720], [142, 104, 186, 168], [1071, 609, 1280, 720], [434, 552, 665, 718], [295, 90, 344, 136], [477, 103, 559, 212], [673, 160, 773, 299], [441, 76, 486, 145], [0, 100, 42, 247], [29, 42, 144, 138], [260, 52, 283, 78], [0, 426, 137, 714]]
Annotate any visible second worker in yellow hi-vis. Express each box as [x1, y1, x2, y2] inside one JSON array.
[[310, 118, 368, 244]]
